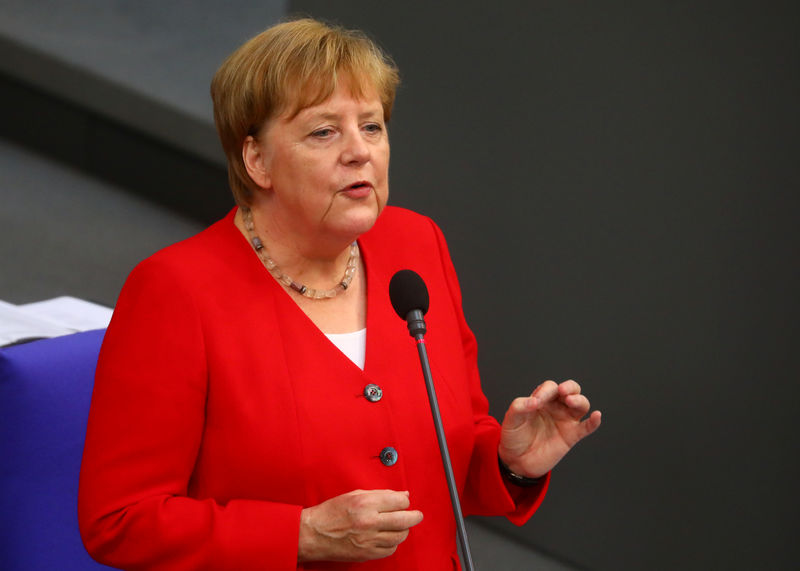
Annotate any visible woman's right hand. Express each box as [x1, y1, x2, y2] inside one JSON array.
[[297, 489, 424, 562]]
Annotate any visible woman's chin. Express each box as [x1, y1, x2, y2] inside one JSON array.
[[329, 200, 384, 238]]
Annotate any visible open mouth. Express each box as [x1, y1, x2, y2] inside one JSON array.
[[340, 181, 373, 198], [347, 181, 371, 190]]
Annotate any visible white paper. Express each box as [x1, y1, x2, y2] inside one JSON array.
[[19, 296, 113, 331], [0, 296, 112, 346]]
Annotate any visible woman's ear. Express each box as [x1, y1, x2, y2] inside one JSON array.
[[242, 135, 272, 190]]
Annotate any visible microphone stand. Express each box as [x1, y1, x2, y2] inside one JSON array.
[[405, 309, 476, 571]]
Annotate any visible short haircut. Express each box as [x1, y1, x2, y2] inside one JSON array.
[[210, 18, 400, 205]]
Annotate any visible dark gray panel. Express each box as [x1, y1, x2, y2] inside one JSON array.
[[0, 1, 287, 164], [0, 73, 232, 225], [290, 2, 800, 570], [0, 137, 205, 306], [0, 0, 288, 121]]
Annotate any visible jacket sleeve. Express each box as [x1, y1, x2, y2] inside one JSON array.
[[78, 257, 302, 570], [428, 219, 550, 525]]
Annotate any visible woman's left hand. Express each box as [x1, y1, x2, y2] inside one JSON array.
[[498, 380, 602, 478]]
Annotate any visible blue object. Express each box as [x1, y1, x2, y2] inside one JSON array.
[[0, 329, 114, 570]]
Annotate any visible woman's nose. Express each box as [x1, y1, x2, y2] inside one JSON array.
[[340, 129, 370, 165]]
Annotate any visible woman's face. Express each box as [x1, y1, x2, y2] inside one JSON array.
[[245, 83, 390, 247]]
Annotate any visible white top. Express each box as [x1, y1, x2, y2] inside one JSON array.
[[324, 328, 367, 370]]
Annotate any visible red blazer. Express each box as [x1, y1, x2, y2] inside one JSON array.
[[79, 207, 549, 570]]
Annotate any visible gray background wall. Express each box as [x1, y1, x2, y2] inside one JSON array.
[[2, 1, 798, 570]]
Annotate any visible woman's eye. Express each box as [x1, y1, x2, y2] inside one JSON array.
[[363, 123, 383, 134], [311, 128, 334, 138]]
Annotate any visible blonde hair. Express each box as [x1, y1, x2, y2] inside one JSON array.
[[210, 18, 400, 205]]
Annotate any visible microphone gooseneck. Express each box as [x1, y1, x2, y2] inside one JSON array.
[[389, 269, 476, 571]]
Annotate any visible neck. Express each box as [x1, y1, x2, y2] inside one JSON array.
[[234, 206, 357, 293]]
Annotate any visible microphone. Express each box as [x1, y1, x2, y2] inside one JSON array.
[[389, 269, 429, 338], [389, 270, 476, 571]]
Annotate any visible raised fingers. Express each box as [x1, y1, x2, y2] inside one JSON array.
[[581, 410, 602, 437], [563, 393, 591, 417], [502, 396, 534, 430], [531, 380, 559, 404], [558, 379, 582, 396]]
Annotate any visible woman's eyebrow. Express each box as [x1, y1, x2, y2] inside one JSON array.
[[303, 106, 383, 123], [359, 108, 383, 120]]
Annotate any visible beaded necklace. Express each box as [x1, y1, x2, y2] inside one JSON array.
[[242, 207, 358, 299]]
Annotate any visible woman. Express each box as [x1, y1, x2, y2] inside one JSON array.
[[79, 18, 601, 570]]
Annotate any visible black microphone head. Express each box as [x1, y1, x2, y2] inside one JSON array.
[[389, 269, 429, 319]]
